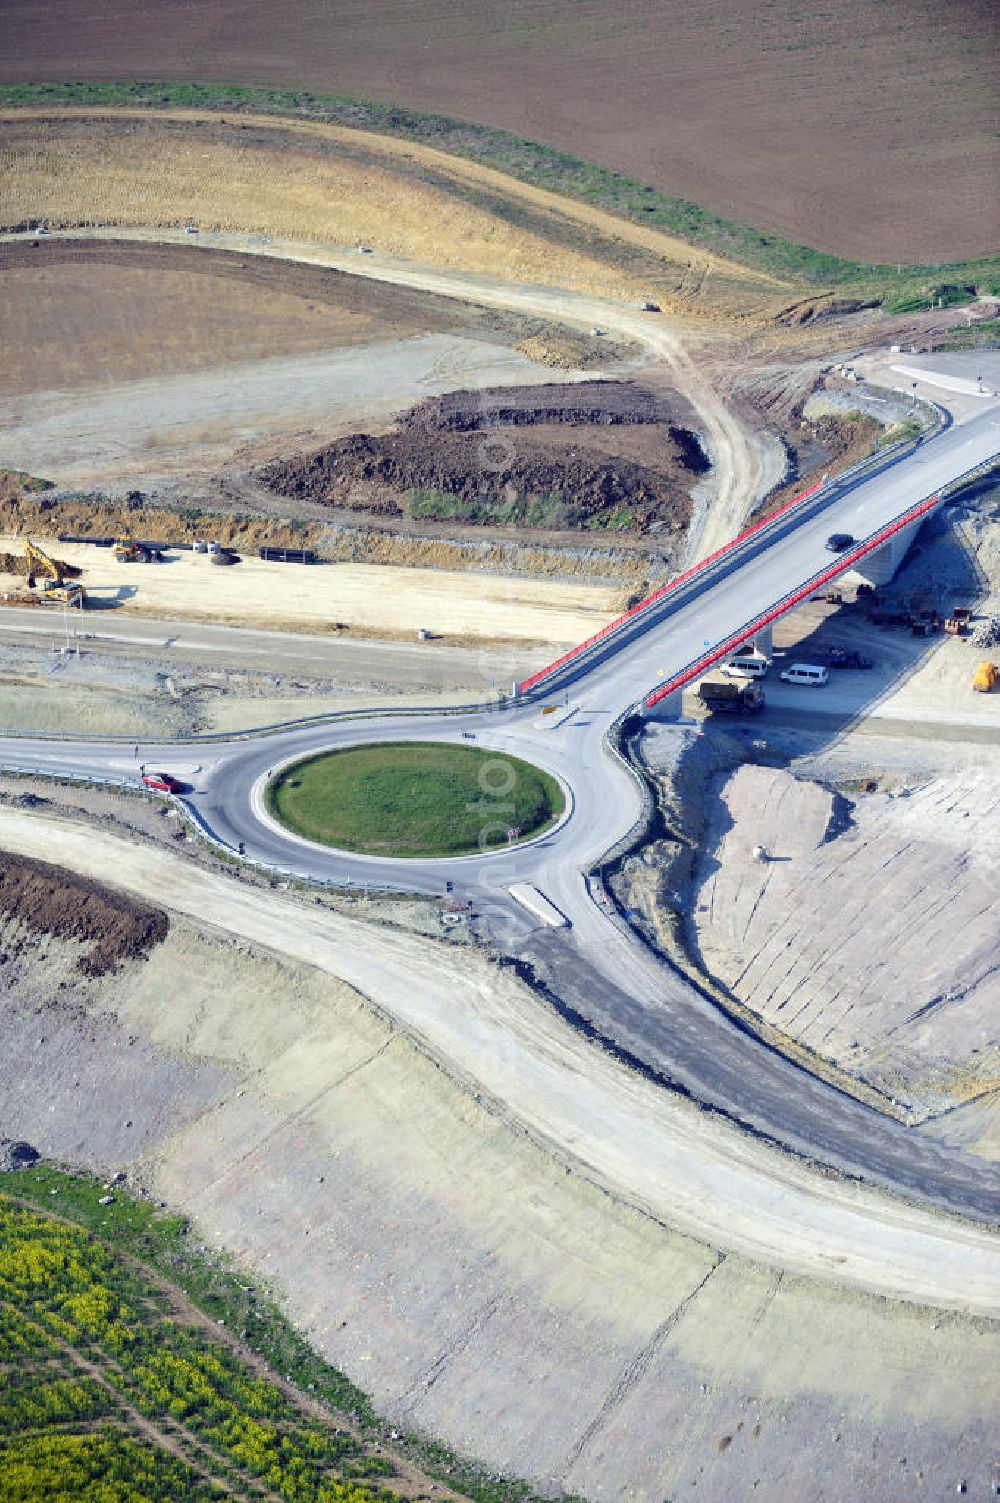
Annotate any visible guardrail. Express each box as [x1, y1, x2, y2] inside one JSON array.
[[643, 491, 942, 710], [0, 693, 503, 745], [515, 477, 828, 697], [512, 421, 943, 702], [179, 796, 413, 894], [0, 767, 418, 894]]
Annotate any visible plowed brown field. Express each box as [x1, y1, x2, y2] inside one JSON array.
[[2, 0, 996, 262], [0, 239, 482, 395]]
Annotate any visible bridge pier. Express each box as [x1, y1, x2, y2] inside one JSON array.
[[848, 503, 940, 589], [748, 623, 773, 660], [642, 687, 684, 721]]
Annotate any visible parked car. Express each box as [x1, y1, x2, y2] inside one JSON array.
[[780, 663, 829, 686], [721, 653, 769, 679], [142, 771, 184, 793], [824, 648, 874, 669], [825, 532, 855, 553]]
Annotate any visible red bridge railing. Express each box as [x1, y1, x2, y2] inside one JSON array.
[[643, 493, 940, 710], [517, 478, 825, 696]]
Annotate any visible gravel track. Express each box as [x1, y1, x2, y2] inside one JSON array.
[[1, 804, 998, 1318]]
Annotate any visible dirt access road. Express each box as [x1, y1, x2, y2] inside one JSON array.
[[3, 227, 783, 559], [1, 803, 998, 1318]]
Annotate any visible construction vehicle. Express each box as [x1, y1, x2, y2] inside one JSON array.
[[23, 540, 85, 608], [909, 609, 939, 638], [824, 648, 874, 670], [944, 607, 972, 636], [114, 534, 150, 563], [259, 546, 317, 564], [972, 661, 998, 693], [697, 678, 765, 714]]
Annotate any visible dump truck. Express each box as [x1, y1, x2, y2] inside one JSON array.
[[697, 678, 764, 714], [972, 661, 998, 692], [909, 609, 939, 638]]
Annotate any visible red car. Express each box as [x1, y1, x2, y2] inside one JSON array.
[[142, 771, 184, 794]]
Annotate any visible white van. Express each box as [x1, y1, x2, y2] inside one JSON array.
[[721, 653, 769, 679], [780, 662, 829, 686]]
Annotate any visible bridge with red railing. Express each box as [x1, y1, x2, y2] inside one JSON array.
[[516, 478, 827, 698], [643, 492, 940, 710]]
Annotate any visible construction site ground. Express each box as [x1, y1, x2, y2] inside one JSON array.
[[0, 610, 546, 737], [626, 488, 1000, 1164], [0, 534, 624, 646], [1, 805, 998, 1502], [0, 330, 588, 491], [0, 100, 998, 1503], [0, 238, 506, 395], [0, 221, 801, 564], [689, 759, 1000, 1142]]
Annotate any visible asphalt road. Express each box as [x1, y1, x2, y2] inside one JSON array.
[[0, 606, 541, 692], [3, 391, 998, 1223]]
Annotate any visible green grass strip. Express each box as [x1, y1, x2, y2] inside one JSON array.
[[3, 79, 998, 304], [267, 741, 564, 856]]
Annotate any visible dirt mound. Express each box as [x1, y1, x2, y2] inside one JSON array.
[[0, 549, 81, 579], [261, 427, 700, 533], [400, 381, 671, 432], [262, 385, 706, 535], [0, 852, 168, 976]]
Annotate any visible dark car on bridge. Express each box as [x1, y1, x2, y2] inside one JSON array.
[[825, 532, 855, 553]]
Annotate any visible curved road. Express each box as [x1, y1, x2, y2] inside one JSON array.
[[1, 224, 785, 561], [4, 409, 999, 1227], [2, 231, 999, 1233]]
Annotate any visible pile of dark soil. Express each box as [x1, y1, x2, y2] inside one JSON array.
[[0, 852, 168, 976], [261, 382, 707, 535], [400, 380, 671, 431], [0, 549, 82, 579], [261, 430, 699, 531], [0, 1137, 39, 1171]]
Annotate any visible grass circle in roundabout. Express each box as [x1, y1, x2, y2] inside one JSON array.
[[266, 740, 566, 857]]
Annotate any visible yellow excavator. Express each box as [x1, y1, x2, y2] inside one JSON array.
[[24, 540, 86, 608]]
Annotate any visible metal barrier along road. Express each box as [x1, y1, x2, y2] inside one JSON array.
[[515, 477, 828, 697], [513, 415, 946, 703], [643, 492, 941, 711]]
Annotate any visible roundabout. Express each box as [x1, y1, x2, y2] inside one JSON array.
[[0, 240, 998, 1273], [264, 740, 565, 858]]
